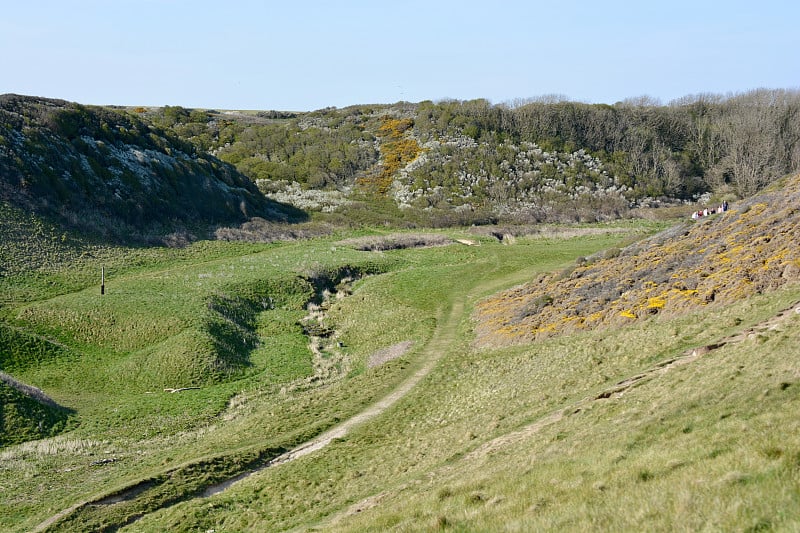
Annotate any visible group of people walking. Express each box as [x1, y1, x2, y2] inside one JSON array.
[[692, 200, 729, 220]]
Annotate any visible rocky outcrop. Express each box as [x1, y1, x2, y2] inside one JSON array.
[[0, 94, 296, 240]]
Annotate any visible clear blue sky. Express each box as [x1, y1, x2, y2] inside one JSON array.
[[2, 0, 798, 111]]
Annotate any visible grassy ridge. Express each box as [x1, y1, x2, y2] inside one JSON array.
[[0, 375, 73, 447], [5, 239, 399, 396]]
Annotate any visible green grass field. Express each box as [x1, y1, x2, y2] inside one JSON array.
[[123, 279, 800, 533], [2, 219, 798, 532]]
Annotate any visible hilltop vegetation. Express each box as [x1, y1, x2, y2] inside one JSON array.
[[143, 89, 800, 224], [3, 90, 799, 232]]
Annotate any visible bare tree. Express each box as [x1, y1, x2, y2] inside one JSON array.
[[716, 89, 789, 195]]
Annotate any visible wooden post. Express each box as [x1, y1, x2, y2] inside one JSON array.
[[101, 266, 105, 295]]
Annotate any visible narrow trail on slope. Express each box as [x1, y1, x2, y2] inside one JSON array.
[[466, 299, 800, 460], [201, 296, 466, 498], [182, 263, 540, 501], [322, 299, 800, 526], [34, 259, 539, 532]]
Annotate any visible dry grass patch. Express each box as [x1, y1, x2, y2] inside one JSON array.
[[468, 222, 643, 242], [367, 341, 414, 368]]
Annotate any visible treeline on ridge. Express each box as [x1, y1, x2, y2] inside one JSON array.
[[147, 89, 800, 223], [2, 89, 798, 235]]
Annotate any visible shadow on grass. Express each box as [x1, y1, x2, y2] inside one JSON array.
[[0, 371, 77, 448]]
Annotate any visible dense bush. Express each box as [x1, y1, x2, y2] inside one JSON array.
[[4, 90, 796, 234]]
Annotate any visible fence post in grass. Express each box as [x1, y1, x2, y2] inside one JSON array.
[[101, 266, 105, 295]]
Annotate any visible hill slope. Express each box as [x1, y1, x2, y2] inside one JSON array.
[[115, 222, 800, 532], [0, 371, 72, 447], [475, 173, 800, 346], [1, 215, 798, 531], [0, 94, 298, 240]]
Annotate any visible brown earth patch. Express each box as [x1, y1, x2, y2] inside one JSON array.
[[367, 341, 414, 368]]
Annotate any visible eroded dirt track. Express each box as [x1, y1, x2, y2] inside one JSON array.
[[34, 262, 537, 532]]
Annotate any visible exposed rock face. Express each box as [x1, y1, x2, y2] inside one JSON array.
[[475, 173, 800, 346], [0, 94, 286, 239]]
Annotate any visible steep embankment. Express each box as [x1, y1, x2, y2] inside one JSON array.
[[475, 173, 800, 346], [0, 371, 72, 447], [0, 94, 297, 240]]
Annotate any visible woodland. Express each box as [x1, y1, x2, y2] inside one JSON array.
[[2, 89, 799, 236]]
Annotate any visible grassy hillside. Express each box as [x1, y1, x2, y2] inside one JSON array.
[[0, 372, 73, 447], [118, 234, 800, 531], [475, 173, 800, 346], [0, 95, 301, 241], [116, 190, 799, 531], [309, 293, 800, 532]]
